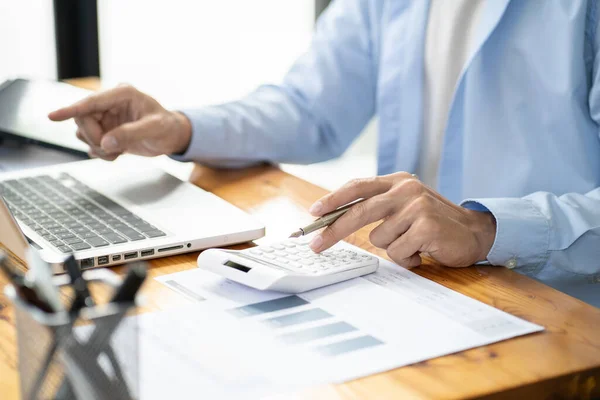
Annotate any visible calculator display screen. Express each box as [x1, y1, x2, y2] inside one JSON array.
[[224, 261, 251, 273]]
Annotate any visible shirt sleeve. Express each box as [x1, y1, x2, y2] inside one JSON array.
[[461, 13, 600, 276], [171, 0, 376, 167], [461, 188, 600, 275]]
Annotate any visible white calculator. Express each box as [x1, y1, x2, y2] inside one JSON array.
[[197, 237, 379, 293]]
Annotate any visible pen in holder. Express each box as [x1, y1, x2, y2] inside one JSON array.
[[6, 268, 140, 400]]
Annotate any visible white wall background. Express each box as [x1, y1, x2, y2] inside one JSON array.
[[0, 1, 57, 82], [98, 0, 315, 108]]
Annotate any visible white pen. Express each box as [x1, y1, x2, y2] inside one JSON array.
[[26, 247, 63, 312]]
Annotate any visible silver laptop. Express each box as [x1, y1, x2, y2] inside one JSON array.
[[0, 156, 265, 272]]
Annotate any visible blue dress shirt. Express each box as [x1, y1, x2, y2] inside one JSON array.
[[175, 0, 600, 307]]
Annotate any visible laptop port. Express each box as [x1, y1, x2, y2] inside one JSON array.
[[112, 255, 122, 262], [158, 245, 184, 253], [124, 252, 138, 260], [80, 258, 94, 269], [141, 249, 154, 257], [98, 256, 109, 266]]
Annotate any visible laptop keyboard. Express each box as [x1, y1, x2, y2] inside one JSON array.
[[0, 173, 166, 253]]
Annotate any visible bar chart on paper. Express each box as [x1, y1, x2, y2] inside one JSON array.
[[228, 295, 384, 358], [155, 243, 543, 388], [162, 276, 387, 362]]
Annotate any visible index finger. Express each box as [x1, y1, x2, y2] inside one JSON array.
[[309, 194, 393, 252], [309, 177, 393, 217], [48, 86, 132, 121]]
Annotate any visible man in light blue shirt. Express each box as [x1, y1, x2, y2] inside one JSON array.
[[50, 0, 600, 307]]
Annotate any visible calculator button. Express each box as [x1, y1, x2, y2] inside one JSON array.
[[287, 255, 301, 261], [271, 244, 285, 250], [289, 261, 301, 268], [274, 250, 287, 257], [299, 259, 314, 266], [278, 259, 289, 264], [249, 249, 262, 255], [260, 247, 274, 253], [263, 254, 276, 260], [282, 241, 296, 248], [286, 248, 299, 254]]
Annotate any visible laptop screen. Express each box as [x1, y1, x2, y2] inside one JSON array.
[[0, 79, 90, 156]]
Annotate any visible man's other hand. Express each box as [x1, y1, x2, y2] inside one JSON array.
[[49, 85, 192, 161]]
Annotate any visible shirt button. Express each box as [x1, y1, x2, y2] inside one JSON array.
[[506, 258, 517, 269]]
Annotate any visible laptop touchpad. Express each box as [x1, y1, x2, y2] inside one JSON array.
[[115, 173, 186, 208]]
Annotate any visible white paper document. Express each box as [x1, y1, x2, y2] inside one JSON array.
[[144, 243, 543, 399]]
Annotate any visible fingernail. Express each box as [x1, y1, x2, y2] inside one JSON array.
[[309, 201, 323, 215], [309, 234, 323, 252], [101, 136, 118, 152]]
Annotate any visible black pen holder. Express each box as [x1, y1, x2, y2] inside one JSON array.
[[5, 269, 139, 400]]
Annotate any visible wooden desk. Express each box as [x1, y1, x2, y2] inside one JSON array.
[[1, 79, 599, 399]]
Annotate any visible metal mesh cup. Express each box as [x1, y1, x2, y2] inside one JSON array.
[[6, 269, 139, 400]]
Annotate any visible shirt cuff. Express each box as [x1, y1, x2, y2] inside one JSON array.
[[169, 108, 224, 162], [461, 198, 550, 273]]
